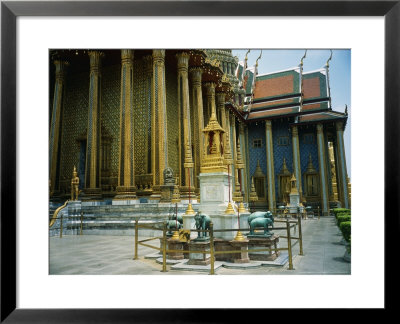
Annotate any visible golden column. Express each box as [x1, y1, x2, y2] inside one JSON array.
[[316, 123, 329, 215], [265, 120, 276, 212], [151, 50, 168, 194], [222, 103, 235, 214], [49, 60, 68, 196], [291, 125, 303, 201], [190, 67, 204, 193], [335, 121, 349, 208], [239, 122, 249, 204], [115, 50, 136, 199], [216, 92, 227, 152], [177, 52, 194, 193], [84, 51, 103, 199], [143, 55, 153, 176], [231, 113, 239, 200]]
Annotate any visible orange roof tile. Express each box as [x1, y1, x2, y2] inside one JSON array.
[[303, 77, 321, 99], [253, 74, 294, 99]]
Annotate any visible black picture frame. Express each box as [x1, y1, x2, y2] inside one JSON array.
[[1, 0, 397, 321]]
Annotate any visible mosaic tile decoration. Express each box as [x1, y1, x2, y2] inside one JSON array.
[[59, 71, 89, 191], [272, 120, 293, 195], [166, 64, 179, 178]]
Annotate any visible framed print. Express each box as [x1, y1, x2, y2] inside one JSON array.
[[1, 0, 398, 321]]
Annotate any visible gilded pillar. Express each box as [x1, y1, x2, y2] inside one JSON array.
[[216, 92, 226, 141], [291, 125, 303, 201], [190, 67, 204, 191], [144, 55, 153, 175], [115, 50, 136, 199], [316, 123, 329, 214], [85, 51, 103, 199], [49, 60, 68, 196], [232, 115, 241, 203], [335, 121, 349, 208], [265, 120, 276, 212], [239, 122, 249, 203], [152, 50, 168, 190], [177, 52, 194, 192]]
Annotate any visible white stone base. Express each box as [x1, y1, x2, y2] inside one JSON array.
[[111, 199, 140, 206], [81, 201, 103, 207]]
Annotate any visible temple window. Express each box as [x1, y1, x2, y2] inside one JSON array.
[[252, 138, 262, 148], [277, 136, 289, 146]]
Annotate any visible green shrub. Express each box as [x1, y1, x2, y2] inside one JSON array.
[[347, 237, 351, 254], [333, 208, 351, 217], [340, 221, 351, 242], [337, 215, 351, 225]]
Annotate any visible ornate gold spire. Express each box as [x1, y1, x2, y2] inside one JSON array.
[[306, 153, 317, 173], [249, 177, 258, 202], [201, 83, 227, 173], [281, 157, 291, 175], [290, 173, 298, 194], [171, 177, 181, 203], [235, 137, 245, 170]]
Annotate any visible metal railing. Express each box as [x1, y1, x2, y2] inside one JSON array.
[[50, 212, 304, 274], [134, 215, 304, 274]]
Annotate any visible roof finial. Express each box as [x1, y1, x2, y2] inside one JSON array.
[[326, 49, 333, 67], [345, 104, 348, 115], [255, 50, 262, 68], [300, 49, 307, 67]]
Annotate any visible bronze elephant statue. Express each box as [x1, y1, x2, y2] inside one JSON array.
[[169, 213, 183, 225], [247, 211, 274, 227], [249, 216, 273, 236], [166, 219, 182, 234], [194, 212, 211, 238]]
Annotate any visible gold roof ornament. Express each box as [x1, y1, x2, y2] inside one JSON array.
[[300, 49, 307, 67], [326, 49, 333, 68], [255, 50, 263, 69]]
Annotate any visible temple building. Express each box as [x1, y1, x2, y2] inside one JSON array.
[[49, 49, 350, 217]]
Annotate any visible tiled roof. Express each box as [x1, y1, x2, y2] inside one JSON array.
[[250, 97, 300, 110], [253, 70, 300, 100], [297, 111, 346, 124], [303, 71, 328, 100], [302, 101, 329, 112], [247, 106, 300, 120]]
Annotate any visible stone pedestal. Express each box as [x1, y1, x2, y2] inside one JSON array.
[[188, 240, 211, 265], [167, 238, 185, 260], [289, 192, 300, 213], [198, 172, 250, 240], [229, 239, 250, 263], [159, 184, 174, 202], [248, 235, 280, 261]]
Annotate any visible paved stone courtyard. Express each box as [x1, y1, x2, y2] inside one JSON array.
[[49, 216, 350, 275]]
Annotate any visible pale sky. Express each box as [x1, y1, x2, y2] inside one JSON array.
[[232, 49, 351, 179]]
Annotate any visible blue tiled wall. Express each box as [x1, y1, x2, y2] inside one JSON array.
[[272, 120, 293, 196], [247, 122, 267, 178], [299, 126, 319, 192]]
